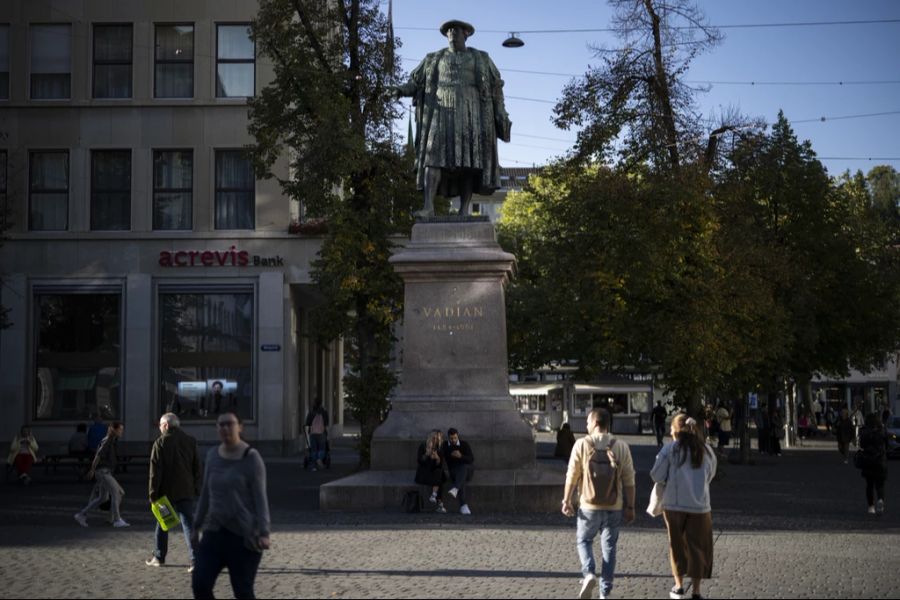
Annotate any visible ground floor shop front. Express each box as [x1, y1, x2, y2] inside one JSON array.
[[0, 235, 343, 453]]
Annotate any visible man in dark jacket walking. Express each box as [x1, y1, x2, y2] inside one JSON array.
[[443, 428, 475, 515], [146, 413, 202, 572]]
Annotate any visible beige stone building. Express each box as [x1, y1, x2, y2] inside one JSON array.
[[0, 0, 343, 453]]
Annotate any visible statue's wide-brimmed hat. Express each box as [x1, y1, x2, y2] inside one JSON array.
[[440, 20, 475, 37]]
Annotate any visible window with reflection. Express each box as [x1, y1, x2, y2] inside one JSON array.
[[0, 25, 9, 100], [153, 150, 192, 230], [159, 290, 254, 420], [34, 293, 121, 421], [216, 24, 254, 97], [30, 150, 68, 231], [155, 24, 193, 98], [215, 150, 254, 229]]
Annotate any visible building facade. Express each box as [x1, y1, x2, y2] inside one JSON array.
[[0, 1, 343, 453]]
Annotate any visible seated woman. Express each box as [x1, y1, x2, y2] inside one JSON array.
[[415, 429, 447, 513], [7, 426, 39, 485]]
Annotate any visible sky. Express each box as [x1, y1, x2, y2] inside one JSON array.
[[388, 0, 900, 177]]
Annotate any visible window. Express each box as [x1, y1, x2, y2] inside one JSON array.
[[153, 150, 192, 230], [159, 290, 254, 420], [471, 202, 481, 215], [91, 150, 131, 230], [31, 24, 71, 99], [0, 25, 9, 100], [215, 150, 254, 229], [93, 24, 132, 99], [216, 24, 255, 97], [34, 292, 121, 421], [29, 151, 68, 230], [155, 24, 193, 98], [0, 151, 7, 229]]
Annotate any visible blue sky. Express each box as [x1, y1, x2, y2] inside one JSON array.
[[389, 0, 900, 177]]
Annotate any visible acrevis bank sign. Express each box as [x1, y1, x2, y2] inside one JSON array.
[[158, 246, 285, 267]]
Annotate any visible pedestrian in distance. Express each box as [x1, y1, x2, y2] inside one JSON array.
[[146, 413, 202, 572], [652, 401, 668, 448], [562, 408, 636, 600], [74, 421, 129, 528], [769, 409, 784, 457], [555, 422, 577, 460], [192, 412, 270, 600], [304, 398, 329, 471], [850, 404, 865, 449], [836, 408, 855, 464], [443, 428, 475, 515], [650, 414, 717, 600], [714, 402, 732, 455], [857, 413, 889, 515], [7, 426, 39, 485], [415, 429, 447, 513]]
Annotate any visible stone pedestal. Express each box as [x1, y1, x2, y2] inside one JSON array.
[[371, 221, 536, 470], [321, 221, 563, 511]]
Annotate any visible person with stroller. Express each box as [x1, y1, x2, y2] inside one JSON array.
[[415, 429, 447, 513]]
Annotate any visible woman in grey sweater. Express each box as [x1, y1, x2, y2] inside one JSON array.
[[191, 412, 270, 599], [650, 414, 717, 600]]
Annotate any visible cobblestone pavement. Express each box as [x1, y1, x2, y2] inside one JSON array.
[[1, 433, 898, 599]]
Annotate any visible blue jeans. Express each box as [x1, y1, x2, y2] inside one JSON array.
[[192, 529, 263, 599], [154, 498, 196, 563], [576, 508, 622, 596]]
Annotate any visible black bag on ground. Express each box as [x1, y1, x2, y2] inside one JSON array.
[[401, 490, 421, 513]]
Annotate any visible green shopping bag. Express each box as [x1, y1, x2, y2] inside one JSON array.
[[151, 496, 181, 531]]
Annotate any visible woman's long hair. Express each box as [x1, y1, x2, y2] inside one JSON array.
[[425, 429, 443, 457], [672, 413, 708, 468]]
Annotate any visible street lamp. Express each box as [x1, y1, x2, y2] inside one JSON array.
[[502, 32, 524, 48]]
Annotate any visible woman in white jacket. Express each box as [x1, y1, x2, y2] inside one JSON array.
[[650, 414, 717, 600]]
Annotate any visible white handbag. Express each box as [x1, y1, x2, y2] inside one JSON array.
[[646, 481, 666, 517]]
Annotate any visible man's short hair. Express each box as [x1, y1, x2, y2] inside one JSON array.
[[161, 413, 180, 428], [589, 408, 611, 432], [447, 427, 459, 437]]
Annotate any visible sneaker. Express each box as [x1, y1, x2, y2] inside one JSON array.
[[316, 459, 325, 469], [460, 504, 472, 515], [877, 499, 885, 514], [74, 513, 88, 528], [578, 574, 598, 600], [428, 492, 438, 504], [670, 586, 686, 599], [435, 503, 447, 514], [448, 487, 459, 498], [112, 519, 131, 528], [187, 562, 195, 573], [868, 506, 876, 514], [145, 557, 164, 567]]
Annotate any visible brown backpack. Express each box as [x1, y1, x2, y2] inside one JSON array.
[[586, 439, 618, 505]]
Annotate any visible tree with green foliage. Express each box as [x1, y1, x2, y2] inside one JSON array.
[[866, 165, 900, 231], [248, 0, 418, 466]]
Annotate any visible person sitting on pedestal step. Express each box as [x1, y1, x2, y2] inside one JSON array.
[[443, 428, 475, 515], [415, 430, 448, 513]]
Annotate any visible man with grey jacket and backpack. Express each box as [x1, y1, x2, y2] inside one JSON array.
[[562, 408, 636, 600]]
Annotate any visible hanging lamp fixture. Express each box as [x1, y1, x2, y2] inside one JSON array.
[[502, 32, 524, 48]]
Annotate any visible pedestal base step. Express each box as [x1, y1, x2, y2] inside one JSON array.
[[320, 466, 564, 512]]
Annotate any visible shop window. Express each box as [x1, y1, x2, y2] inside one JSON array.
[[0, 25, 9, 100], [216, 24, 254, 98], [159, 290, 254, 421], [93, 24, 133, 99], [34, 292, 121, 421], [29, 150, 68, 230], [31, 24, 71, 99], [574, 394, 591, 416], [155, 24, 193, 98], [153, 150, 192, 230], [215, 150, 254, 229], [630, 392, 652, 415], [91, 150, 131, 230]]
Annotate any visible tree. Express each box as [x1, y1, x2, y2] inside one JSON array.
[[248, 0, 418, 466], [866, 165, 900, 231]]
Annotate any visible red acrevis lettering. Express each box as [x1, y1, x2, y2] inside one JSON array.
[[238, 251, 250, 266], [216, 251, 228, 266], [189, 251, 199, 266], [159, 251, 173, 267], [174, 251, 188, 266], [201, 251, 214, 266]]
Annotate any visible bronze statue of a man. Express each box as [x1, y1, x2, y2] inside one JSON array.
[[393, 20, 512, 217]]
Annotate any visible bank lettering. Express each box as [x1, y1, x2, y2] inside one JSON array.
[[159, 246, 284, 268]]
